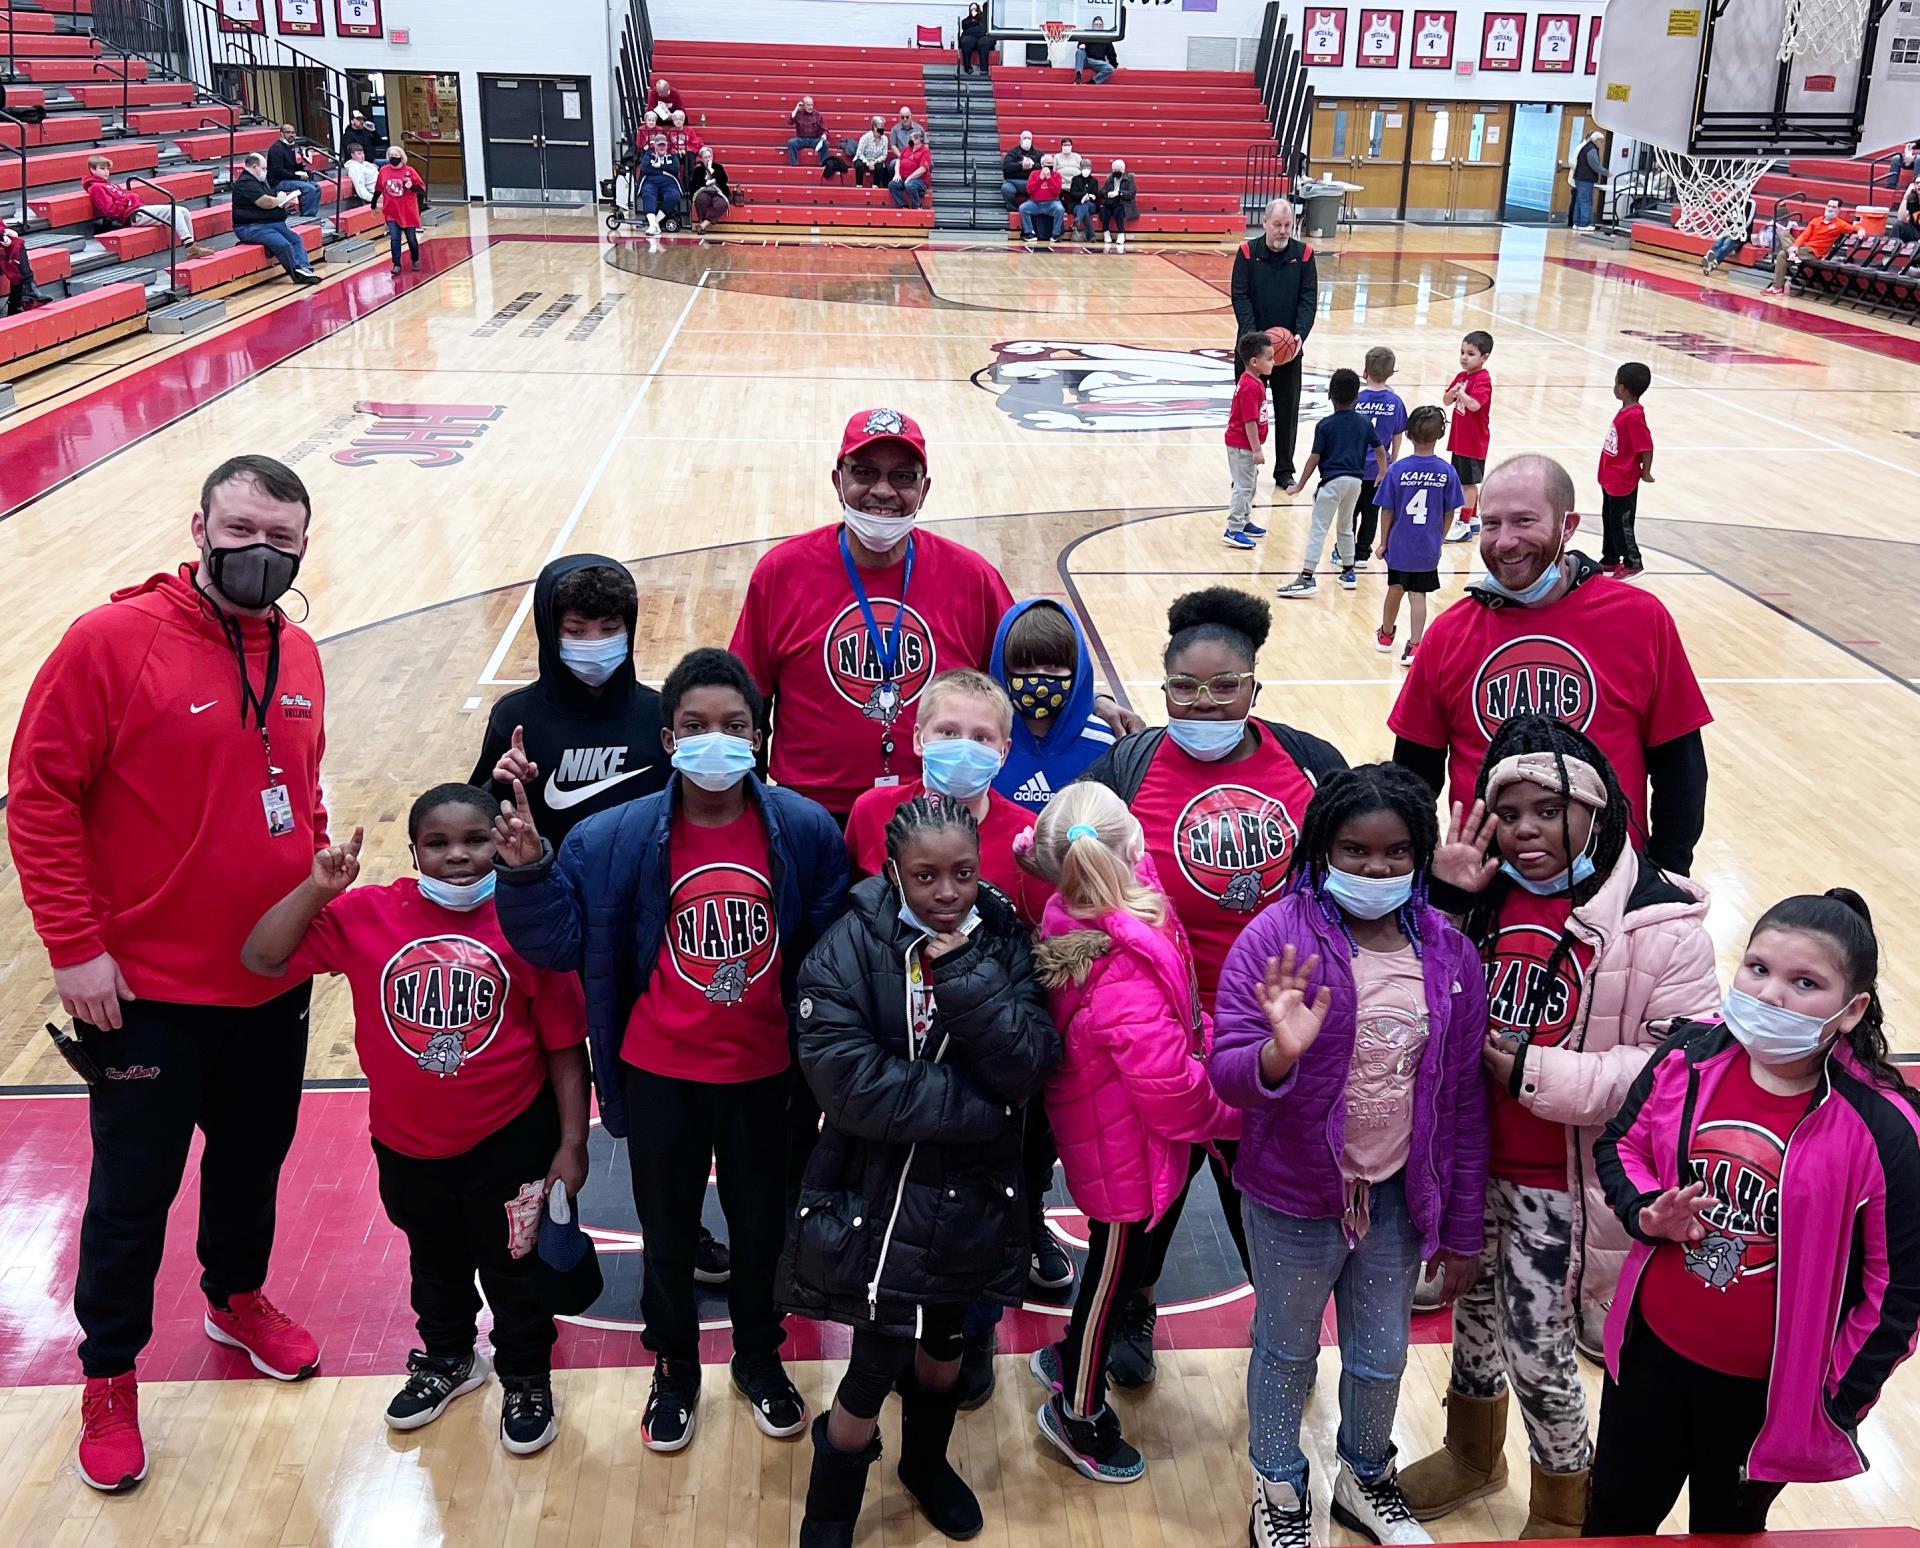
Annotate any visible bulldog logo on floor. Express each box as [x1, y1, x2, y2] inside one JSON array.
[[1471, 634, 1598, 740], [1176, 785, 1299, 913], [822, 600, 934, 724], [973, 341, 1330, 434], [668, 862, 780, 1004], [381, 934, 509, 1075]]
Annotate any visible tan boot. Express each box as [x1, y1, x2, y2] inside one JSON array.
[[1398, 1388, 1510, 1522], [1518, 1461, 1589, 1539]]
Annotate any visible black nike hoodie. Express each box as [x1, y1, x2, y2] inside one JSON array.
[[469, 553, 668, 843]]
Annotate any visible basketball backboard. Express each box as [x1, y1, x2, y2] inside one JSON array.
[[1594, 0, 1917, 156], [989, 0, 1124, 38]]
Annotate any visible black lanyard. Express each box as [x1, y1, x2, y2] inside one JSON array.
[[215, 606, 282, 780]]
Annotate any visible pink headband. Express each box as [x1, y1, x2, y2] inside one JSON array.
[[1485, 751, 1607, 810]]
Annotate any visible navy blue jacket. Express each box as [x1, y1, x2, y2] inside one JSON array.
[[493, 773, 850, 1136]]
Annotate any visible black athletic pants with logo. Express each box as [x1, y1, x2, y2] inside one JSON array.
[[73, 983, 311, 1378], [1583, 1315, 1785, 1536], [623, 1062, 789, 1365], [373, 1086, 560, 1378]]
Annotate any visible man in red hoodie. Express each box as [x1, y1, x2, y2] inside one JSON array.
[[1019, 152, 1066, 243], [7, 455, 330, 1495], [82, 154, 208, 254]]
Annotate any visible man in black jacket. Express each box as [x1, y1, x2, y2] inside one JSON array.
[[1230, 198, 1319, 486], [266, 124, 322, 217], [230, 152, 321, 284], [1572, 129, 1606, 230], [1001, 131, 1038, 209], [340, 112, 381, 163]]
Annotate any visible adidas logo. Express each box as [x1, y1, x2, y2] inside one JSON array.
[[1012, 771, 1055, 806]]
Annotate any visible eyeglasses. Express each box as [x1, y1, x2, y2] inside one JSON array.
[[846, 463, 925, 490], [1162, 671, 1257, 706]]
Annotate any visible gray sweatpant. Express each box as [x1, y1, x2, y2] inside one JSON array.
[[1227, 446, 1261, 532], [1302, 475, 1361, 572]]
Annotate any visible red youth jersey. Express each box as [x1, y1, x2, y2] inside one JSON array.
[[286, 880, 585, 1159], [728, 524, 1014, 815], [1483, 886, 1594, 1186], [623, 805, 790, 1083], [844, 776, 1049, 926], [1130, 724, 1319, 1011], [1448, 368, 1493, 458], [373, 163, 427, 227], [1638, 1056, 1807, 1378], [1387, 576, 1711, 840], [1597, 402, 1653, 496], [1225, 371, 1271, 451]]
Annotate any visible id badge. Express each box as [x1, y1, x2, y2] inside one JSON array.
[[874, 775, 901, 788], [261, 783, 296, 837]]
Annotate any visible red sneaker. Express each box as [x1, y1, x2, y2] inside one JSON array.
[[1374, 625, 1396, 653], [78, 1373, 147, 1492], [205, 1290, 320, 1381]]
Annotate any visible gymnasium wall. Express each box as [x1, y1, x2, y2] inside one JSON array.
[[1298, 0, 1605, 103]]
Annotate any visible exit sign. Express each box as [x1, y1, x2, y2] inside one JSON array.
[[390, 27, 410, 43], [1456, 60, 1475, 73]]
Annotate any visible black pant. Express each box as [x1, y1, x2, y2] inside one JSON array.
[[74, 984, 311, 1378], [835, 1302, 968, 1419], [1584, 1316, 1785, 1536], [386, 221, 420, 268], [1599, 488, 1642, 567], [374, 1087, 560, 1378], [1354, 476, 1380, 560], [787, 1060, 824, 1206], [6, 241, 40, 313], [959, 36, 991, 71], [623, 1062, 789, 1364], [1267, 354, 1304, 483], [1151, 1141, 1250, 1283], [854, 160, 890, 187], [1056, 1211, 1177, 1417]]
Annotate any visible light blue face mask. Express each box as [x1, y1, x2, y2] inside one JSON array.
[[920, 737, 1004, 801], [1479, 558, 1563, 606], [1321, 868, 1414, 920], [557, 631, 628, 687], [887, 864, 982, 938], [1501, 852, 1596, 896], [417, 870, 497, 911], [671, 731, 756, 792], [1164, 715, 1247, 762]]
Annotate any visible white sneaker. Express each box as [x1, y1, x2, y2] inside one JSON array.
[[1411, 1258, 1446, 1312], [1248, 1468, 1311, 1548], [1332, 1458, 1431, 1545], [1103, 231, 1113, 247], [1276, 572, 1318, 599], [1116, 234, 1125, 251], [645, 213, 661, 235], [1444, 519, 1472, 543]]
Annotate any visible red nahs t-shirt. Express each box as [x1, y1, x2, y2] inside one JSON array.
[[1448, 368, 1493, 459], [1483, 886, 1595, 1187], [1598, 402, 1654, 497], [1224, 371, 1271, 451], [1130, 724, 1319, 1012], [1388, 576, 1712, 841], [285, 880, 585, 1160], [1637, 1055, 1807, 1379], [622, 805, 790, 1083], [372, 162, 427, 228], [728, 525, 1015, 816], [844, 776, 1050, 926]]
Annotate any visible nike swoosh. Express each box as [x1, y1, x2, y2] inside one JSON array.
[[544, 766, 652, 811], [190, 701, 219, 714]]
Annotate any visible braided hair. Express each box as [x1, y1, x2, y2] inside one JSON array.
[[1287, 763, 1438, 959], [1464, 713, 1631, 1039], [1753, 889, 1918, 1111], [883, 791, 980, 870]]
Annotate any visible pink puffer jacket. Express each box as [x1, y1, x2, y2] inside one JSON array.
[[1502, 849, 1720, 1331], [1033, 880, 1241, 1228]]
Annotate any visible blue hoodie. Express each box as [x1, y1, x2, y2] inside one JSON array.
[[989, 598, 1116, 813]]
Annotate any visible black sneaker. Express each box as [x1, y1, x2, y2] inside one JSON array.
[[1105, 1294, 1157, 1389], [643, 1358, 701, 1453], [955, 1331, 997, 1411], [1036, 1395, 1145, 1483], [385, 1347, 491, 1431], [1029, 1218, 1074, 1293], [693, 1227, 731, 1286], [730, 1352, 808, 1439], [499, 1373, 558, 1456]]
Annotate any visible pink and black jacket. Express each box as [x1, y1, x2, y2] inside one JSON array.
[[1596, 1018, 1920, 1483]]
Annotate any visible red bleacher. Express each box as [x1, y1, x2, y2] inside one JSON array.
[[0, 114, 104, 149], [13, 54, 144, 81], [175, 220, 325, 294], [27, 167, 212, 225], [68, 81, 193, 108], [0, 281, 144, 369], [0, 141, 155, 193], [0, 9, 61, 30]]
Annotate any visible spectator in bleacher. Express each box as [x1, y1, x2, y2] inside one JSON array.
[[890, 129, 932, 210], [853, 117, 892, 186], [1097, 158, 1136, 250], [266, 125, 323, 219], [1020, 154, 1066, 244], [690, 146, 733, 233], [1892, 180, 1920, 243], [1001, 131, 1038, 209], [343, 143, 379, 206], [1572, 128, 1606, 231], [666, 110, 705, 188], [788, 96, 829, 167], [638, 133, 686, 236], [1056, 139, 1097, 241], [647, 79, 684, 127], [1074, 19, 1119, 84], [82, 155, 209, 254], [1, 221, 49, 314], [373, 145, 428, 277], [889, 106, 922, 157], [231, 152, 322, 286], [959, 4, 993, 74], [1231, 198, 1319, 485], [340, 112, 380, 163], [1884, 139, 1920, 191], [1767, 195, 1856, 295]]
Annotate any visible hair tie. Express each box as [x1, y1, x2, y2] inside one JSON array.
[[1066, 823, 1099, 842]]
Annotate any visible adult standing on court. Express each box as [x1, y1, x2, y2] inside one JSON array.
[[8, 455, 329, 1493], [1571, 129, 1606, 231], [1389, 454, 1712, 875], [1230, 199, 1319, 489]]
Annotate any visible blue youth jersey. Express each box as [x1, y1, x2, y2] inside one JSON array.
[[1354, 387, 1408, 480], [1378, 453, 1464, 571]]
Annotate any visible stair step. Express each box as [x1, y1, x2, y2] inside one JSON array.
[[148, 295, 226, 334], [67, 256, 171, 294]]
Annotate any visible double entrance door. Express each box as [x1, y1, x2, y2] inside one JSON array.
[[478, 75, 595, 206], [1308, 98, 1517, 222]]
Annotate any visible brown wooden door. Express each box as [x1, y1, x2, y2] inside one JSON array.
[[1554, 109, 1603, 217], [1407, 102, 1512, 221], [1349, 101, 1410, 217]]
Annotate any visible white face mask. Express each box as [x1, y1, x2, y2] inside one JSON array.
[[841, 502, 917, 551], [1722, 987, 1848, 1067]]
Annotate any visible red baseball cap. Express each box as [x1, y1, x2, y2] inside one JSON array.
[[838, 407, 928, 468]]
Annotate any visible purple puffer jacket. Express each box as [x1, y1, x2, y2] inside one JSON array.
[[1209, 886, 1490, 1258]]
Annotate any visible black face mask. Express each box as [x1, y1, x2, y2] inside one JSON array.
[[206, 541, 301, 611]]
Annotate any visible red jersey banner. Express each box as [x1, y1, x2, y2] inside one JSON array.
[[1533, 13, 1579, 72], [1302, 6, 1349, 65], [1480, 10, 1527, 69], [1410, 9, 1455, 68], [1585, 14, 1602, 73], [1357, 9, 1403, 67]]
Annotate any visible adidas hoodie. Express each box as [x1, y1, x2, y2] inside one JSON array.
[[989, 598, 1115, 814]]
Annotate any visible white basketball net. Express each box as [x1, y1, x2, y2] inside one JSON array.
[[1653, 149, 1774, 238], [1779, 0, 1869, 63]]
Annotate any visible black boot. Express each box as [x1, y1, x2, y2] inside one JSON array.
[[799, 1413, 880, 1548], [897, 1379, 982, 1540], [955, 1330, 996, 1411]]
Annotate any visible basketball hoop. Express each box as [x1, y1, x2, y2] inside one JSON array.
[[1779, 0, 1869, 64], [1042, 18, 1074, 66], [1652, 148, 1774, 238]]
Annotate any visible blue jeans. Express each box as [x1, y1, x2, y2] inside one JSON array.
[[236, 221, 308, 276], [890, 173, 926, 208], [1572, 180, 1595, 227], [1075, 46, 1116, 83], [275, 178, 321, 217], [386, 220, 419, 268], [1706, 232, 1743, 265], [786, 135, 825, 166], [1020, 197, 1064, 237], [1244, 1176, 1421, 1491], [1076, 195, 1097, 238], [640, 174, 681, 215], [1002, 177, 1026, 209]]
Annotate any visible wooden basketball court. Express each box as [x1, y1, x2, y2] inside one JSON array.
[[3, 207, 1920, 1544]]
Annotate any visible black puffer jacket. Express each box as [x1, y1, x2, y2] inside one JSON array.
[[781, 876, 1061, 1336]]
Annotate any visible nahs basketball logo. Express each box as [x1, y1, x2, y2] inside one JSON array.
[[667, 862, 779, 1004], [1175, 786, 1299, 913], [974, 342, 1330, 435], [1682, 1118, 1786, 1287], [380, 934, 509, 1076], [822, 601, 934, 725], [1471, 635, 1598, 740], [1485, 923, 1587, 1043]]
